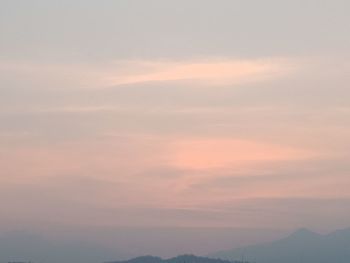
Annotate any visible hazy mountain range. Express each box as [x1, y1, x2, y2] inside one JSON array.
[[108, 255, 246, 263], [0, 228, 283, 263], [209, 228, 350, 263], [1, 228, 350, 263]]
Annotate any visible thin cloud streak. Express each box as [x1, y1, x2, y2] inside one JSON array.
[[0, 58, 298, 89], [104, 58, 297, 86]]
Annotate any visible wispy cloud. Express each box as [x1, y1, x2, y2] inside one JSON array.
[[0, 57, 298, 89], [104, 58, 297, 86]]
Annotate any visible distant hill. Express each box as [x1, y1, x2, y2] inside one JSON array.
[[108, 255, 248, 263], [209, 228, 350, 263]]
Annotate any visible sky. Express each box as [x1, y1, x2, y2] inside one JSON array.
[[1, 0, 350, 258]]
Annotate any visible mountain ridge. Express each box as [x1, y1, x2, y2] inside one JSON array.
[[209, 227, 350, 263], [108, 255, 248, 263]]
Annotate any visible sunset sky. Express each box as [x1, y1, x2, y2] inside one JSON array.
[[1, 0, 350, 253]]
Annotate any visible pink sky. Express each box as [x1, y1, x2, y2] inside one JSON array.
[[0, 3, 350, 259]]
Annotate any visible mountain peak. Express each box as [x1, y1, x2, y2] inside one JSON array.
[[288, 228, 320, 238], [211, 227, 350, 263]]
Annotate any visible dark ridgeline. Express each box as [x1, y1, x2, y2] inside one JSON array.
[[107, 255, 248, 263]]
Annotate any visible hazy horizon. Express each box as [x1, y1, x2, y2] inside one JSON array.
[[1, 0, 350, 261], [0, 226, 348, 261]]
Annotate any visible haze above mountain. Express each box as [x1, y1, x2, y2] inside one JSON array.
[[0, 227, 284, 263], [210, 227, 350, 263], [0, 231, 129, 263]]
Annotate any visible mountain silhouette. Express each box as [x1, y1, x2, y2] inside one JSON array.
[[209, 228, 350, 263], [108, 255, 247, 263]]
